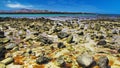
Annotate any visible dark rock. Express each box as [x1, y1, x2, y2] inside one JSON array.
[[0, 31, 5, 38], [99, 35, 105, 39], [57, 32, 69, 39], [97, 56, 109, 68], [97, 40, 107, 45], [0, 46, 6, 60], [33, 32, 39, 36], [28, 50, 32, 54], [36, 56, 51, 64], [57, 42, 66, 49], [76, 53, 95, 68]]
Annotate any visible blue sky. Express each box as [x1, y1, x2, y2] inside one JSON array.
[[0, 0, 120, 14]]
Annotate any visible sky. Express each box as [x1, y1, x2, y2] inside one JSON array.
[[0, 0, 120, 14]]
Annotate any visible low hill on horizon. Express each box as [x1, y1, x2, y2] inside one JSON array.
[[0, 8, 95, 14]]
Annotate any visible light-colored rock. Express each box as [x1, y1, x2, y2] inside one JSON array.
[[6, 63, 23, 68], [76, 53, 95, 67], [1, 57, 13, 65], [0, 62, 5, 68]]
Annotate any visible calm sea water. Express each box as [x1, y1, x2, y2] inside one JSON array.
[[0, 14, 97, 18]]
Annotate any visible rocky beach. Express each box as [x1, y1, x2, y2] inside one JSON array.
[[0, 17, 120, 68]]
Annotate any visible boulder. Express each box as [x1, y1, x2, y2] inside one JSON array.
[[97, 56, 109, 68], [76, 53, 95, 68]]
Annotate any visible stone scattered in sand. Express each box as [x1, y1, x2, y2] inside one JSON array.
[[0, 17, 119, 68]]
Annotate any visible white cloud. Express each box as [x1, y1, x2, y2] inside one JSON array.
[[6, 3, 33, 9]]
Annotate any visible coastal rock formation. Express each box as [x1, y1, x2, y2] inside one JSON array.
[[0, 17, 119, 68]]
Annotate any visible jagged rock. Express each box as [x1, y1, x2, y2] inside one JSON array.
[[0, 46, 6, 60], [67, 35, 73, 43], [76, 53, 95, 68], [57, 32, 69, 39], [97, 40, 107, 45], [97, 56, 109, 68], [36, 56, 51, 64], [57, 42, 66, 49]]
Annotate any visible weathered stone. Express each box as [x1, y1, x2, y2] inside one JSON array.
[[57, 42, 66, 49], [36, 56, 51, 64], [97, 56, 109, 68], [76, 53, 95, 68]]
